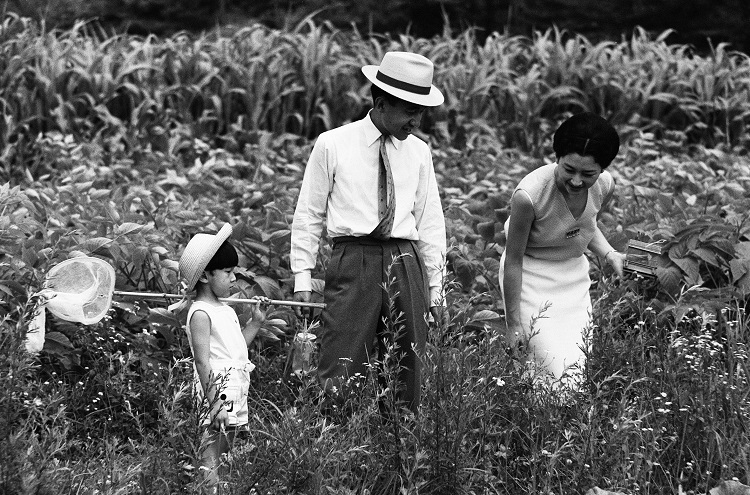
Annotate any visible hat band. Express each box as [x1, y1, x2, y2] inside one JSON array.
[[376, 71, 431, 96]]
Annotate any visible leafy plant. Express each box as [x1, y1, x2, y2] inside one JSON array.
[[2, 17, 750, 495]]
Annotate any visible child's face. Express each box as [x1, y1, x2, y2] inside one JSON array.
[[204, 267, 236, 298]]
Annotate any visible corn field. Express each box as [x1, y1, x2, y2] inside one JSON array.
[[2, 14, 750, 182]]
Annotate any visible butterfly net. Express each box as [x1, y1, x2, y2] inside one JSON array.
[[43, 257, 115, 324]]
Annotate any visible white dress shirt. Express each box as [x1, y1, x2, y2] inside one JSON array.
[[291, 113, 446, 305]]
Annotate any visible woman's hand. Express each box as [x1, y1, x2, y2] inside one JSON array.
[[588, 228, 625, 278], [504, 321, 526, 360], [502, 190, 534, 359], [605, 250, 625, 277]]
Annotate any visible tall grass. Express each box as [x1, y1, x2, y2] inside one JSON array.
[[9, 279, 745, 493]]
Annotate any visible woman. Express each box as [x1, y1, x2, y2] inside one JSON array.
[[499, 112, 625, 379]]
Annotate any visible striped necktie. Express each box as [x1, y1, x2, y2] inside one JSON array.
[[370, 135, 395, 240]]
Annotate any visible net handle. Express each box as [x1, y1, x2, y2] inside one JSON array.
[[113, 291, 326, 309]]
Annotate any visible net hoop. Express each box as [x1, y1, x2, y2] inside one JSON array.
[[44, 256, 116, 324]]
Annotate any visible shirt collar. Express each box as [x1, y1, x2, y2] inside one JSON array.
[[364, 111, 402, 150]]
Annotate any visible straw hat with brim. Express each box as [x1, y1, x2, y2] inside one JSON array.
[[362, 51, 444, 107], [179, 223, 233, 291]]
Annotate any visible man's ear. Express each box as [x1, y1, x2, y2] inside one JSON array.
[[198, 270, 210, 284]]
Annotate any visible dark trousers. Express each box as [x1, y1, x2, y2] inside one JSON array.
[[319, 236, 429, 412]]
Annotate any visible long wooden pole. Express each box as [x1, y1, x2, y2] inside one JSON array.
[[113, 291, 326, 309]]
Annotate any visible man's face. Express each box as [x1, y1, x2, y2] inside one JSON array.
[[378, 97, 425, 141]]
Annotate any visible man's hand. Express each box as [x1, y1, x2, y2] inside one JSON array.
[[293, 290, 312, 319], [430, 305, 449, 328]]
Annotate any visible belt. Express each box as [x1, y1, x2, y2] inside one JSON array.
[[332, 235, 413, 247], [210, 359, 255, 374]]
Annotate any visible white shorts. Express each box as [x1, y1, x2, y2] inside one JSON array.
[[196, 360, 255, 427]]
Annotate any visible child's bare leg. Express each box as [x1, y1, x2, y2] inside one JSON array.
[[200, 429, 230, 493]]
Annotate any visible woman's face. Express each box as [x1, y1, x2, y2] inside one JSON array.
[[555, 153, 602, 196]]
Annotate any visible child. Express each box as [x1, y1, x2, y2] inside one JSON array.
[[178, 223, 268, 490]]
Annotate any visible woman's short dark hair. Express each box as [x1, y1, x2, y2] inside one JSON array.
[[370, 84, 400, 107], [553, 112, 620, 169], [205, 240, 238, 272]]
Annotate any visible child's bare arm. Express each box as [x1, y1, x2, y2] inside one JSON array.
[[242, 298, 269, 346], [189, 310, 228, 430]]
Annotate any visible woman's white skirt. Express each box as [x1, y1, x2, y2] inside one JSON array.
[[499, 252, 592, 379]]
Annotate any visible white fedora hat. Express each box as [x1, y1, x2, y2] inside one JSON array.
[[179, 223, 233, 291], [362, 51, 444, 107]]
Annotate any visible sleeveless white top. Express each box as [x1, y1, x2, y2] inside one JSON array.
[[186, 300, 254, 426], [186, 301, 252, 368], [506, 163, 613, 261]]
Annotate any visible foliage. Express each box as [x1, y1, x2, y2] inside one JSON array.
[[2, 16, 750, 185], [6, 0, 750, 56], [610, 131, 750, 304], [1, 17, 750, 495]]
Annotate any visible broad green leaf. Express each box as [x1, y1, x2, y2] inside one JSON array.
[[252, 275, 283, 300], [0, 284, 16, 299], [470, 310, 501, 321], [44, 331, 74, 350], [149, 307, 180, 326], [734, 272, 750, 292], [151, 246, 169, 256], [670, 256, 701, 285], [89, 189, 112, 200], [256, 327, 281, 342], [116, 222, 144, 236], [78, 237, 113, 254], [692, 247, 719, 267], [269, 229, 291, 243], [709, 480, 750, 495], [0, 280, 26, 298], [310, 278, 325, 295], [260, 323, 286, 338], [656, 265, 683, 295], [735, 241, 750, 259], [161, 259, 179, 272], [43, 331, 81, 369], [245, 240, 271, 256]]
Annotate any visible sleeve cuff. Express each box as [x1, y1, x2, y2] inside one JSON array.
[[294, 271, 312, 293]]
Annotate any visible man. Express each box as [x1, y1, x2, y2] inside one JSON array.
[[290, 51, 446, 413]]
